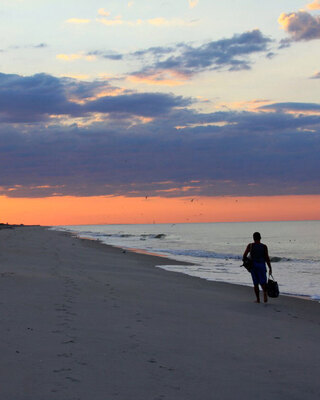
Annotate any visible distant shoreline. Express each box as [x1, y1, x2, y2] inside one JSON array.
[[0, 223, 41, 229]]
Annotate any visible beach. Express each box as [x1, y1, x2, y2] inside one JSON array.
[[0, 226, 319, 400]]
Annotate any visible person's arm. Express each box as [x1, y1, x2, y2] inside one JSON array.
[[242, 244, 251, 261], [264, 245, 272, 274]]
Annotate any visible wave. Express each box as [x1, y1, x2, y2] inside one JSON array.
[[152, 249, 301, 263], [154, 248, 243, 260], [270, 256, 290, 262], [140, 233, 166, 239], [62, 230, 167, 240]]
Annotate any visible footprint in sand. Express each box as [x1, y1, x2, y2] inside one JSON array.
[[53, 368, 72, 373], [65, 376, 81, 383], [159, 365, 175, 371], [61, 339, 75, 344], [76, 361, 88, 366], [57, 322, 69, 327], [0, 272, 15, 278], [57, 352, 73, 358], [66, 311, 77, 316]]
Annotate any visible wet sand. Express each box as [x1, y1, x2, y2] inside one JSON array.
[[0, 226, 319, 400]]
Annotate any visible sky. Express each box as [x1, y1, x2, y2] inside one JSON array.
[[0, 0, 320, 225]]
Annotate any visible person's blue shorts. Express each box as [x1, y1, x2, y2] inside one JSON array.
[[251, 261, 267, 286]]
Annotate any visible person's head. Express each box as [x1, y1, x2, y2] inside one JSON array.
[[253, 232, 261, 242]]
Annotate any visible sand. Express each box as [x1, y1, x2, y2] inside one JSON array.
[[0, 226, 319, 400]]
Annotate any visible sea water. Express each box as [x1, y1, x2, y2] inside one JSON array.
[[53, 221, 320, 301]]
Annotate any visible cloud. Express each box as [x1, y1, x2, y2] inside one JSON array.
[[128, 70, 189, 86], [61, 74, 90, 81], [0, 72, 190, 123], [147, 17, 194, 26], [31, 43, 47, 49], [260, 102, 320, 114], [4, 43, 48, 51], [278, 38, 292, 49], [128, 30, 272, 82], [96, 10, 141, 27], [189, 0, 199, 8], [307, 0, 320, 10], [221, 99, 272, 112], [84, 92, 191, 117], [90, 30, 272, 84], [0, 73, 77, 122], [98, 8, 111, 17], [95, 9, 195, 28], [97, 15, 124, 26], [0, 72, 319, 198], [96, 15, 192, 27], [130, 45, 178, 58], [1, 108, 320, 198], [66, 18, 91, 24], [57, 53, 96, 61], [87, 50, 123, 60], [310, 71, 320, 79], [278, 11, 320, 41]]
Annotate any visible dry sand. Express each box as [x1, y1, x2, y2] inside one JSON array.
[[0, 226, 319, 400]]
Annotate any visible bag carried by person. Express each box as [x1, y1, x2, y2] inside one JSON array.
[[242, 257, 253, 272], [267, 274, 279, 298], [241, 243, 254, 273]]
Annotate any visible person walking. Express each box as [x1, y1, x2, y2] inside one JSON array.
[[243, 232, 272, 303]]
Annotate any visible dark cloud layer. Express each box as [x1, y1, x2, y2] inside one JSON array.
[[85, 92, 190, 117], [0, 73, 73, 122], [1, 116, 319, 198], [0, 71, 319, 199], [0, 73, 190, 122]]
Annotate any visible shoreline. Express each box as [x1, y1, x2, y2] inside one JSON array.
[[130, 246, 318, 303], [52, 226, 320, 304], [1, 226, 319, 399]]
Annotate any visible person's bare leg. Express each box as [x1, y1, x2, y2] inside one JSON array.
[[261, 284, 268, 303], [254, 285, 260, 303]]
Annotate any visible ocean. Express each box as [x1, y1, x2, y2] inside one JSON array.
[[53, 221, 320, 301]]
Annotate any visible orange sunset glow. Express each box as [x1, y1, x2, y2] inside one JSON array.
[[1, 195, 319, 226]]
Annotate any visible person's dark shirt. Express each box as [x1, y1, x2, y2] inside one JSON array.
[[250, 243, 266, 263]]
